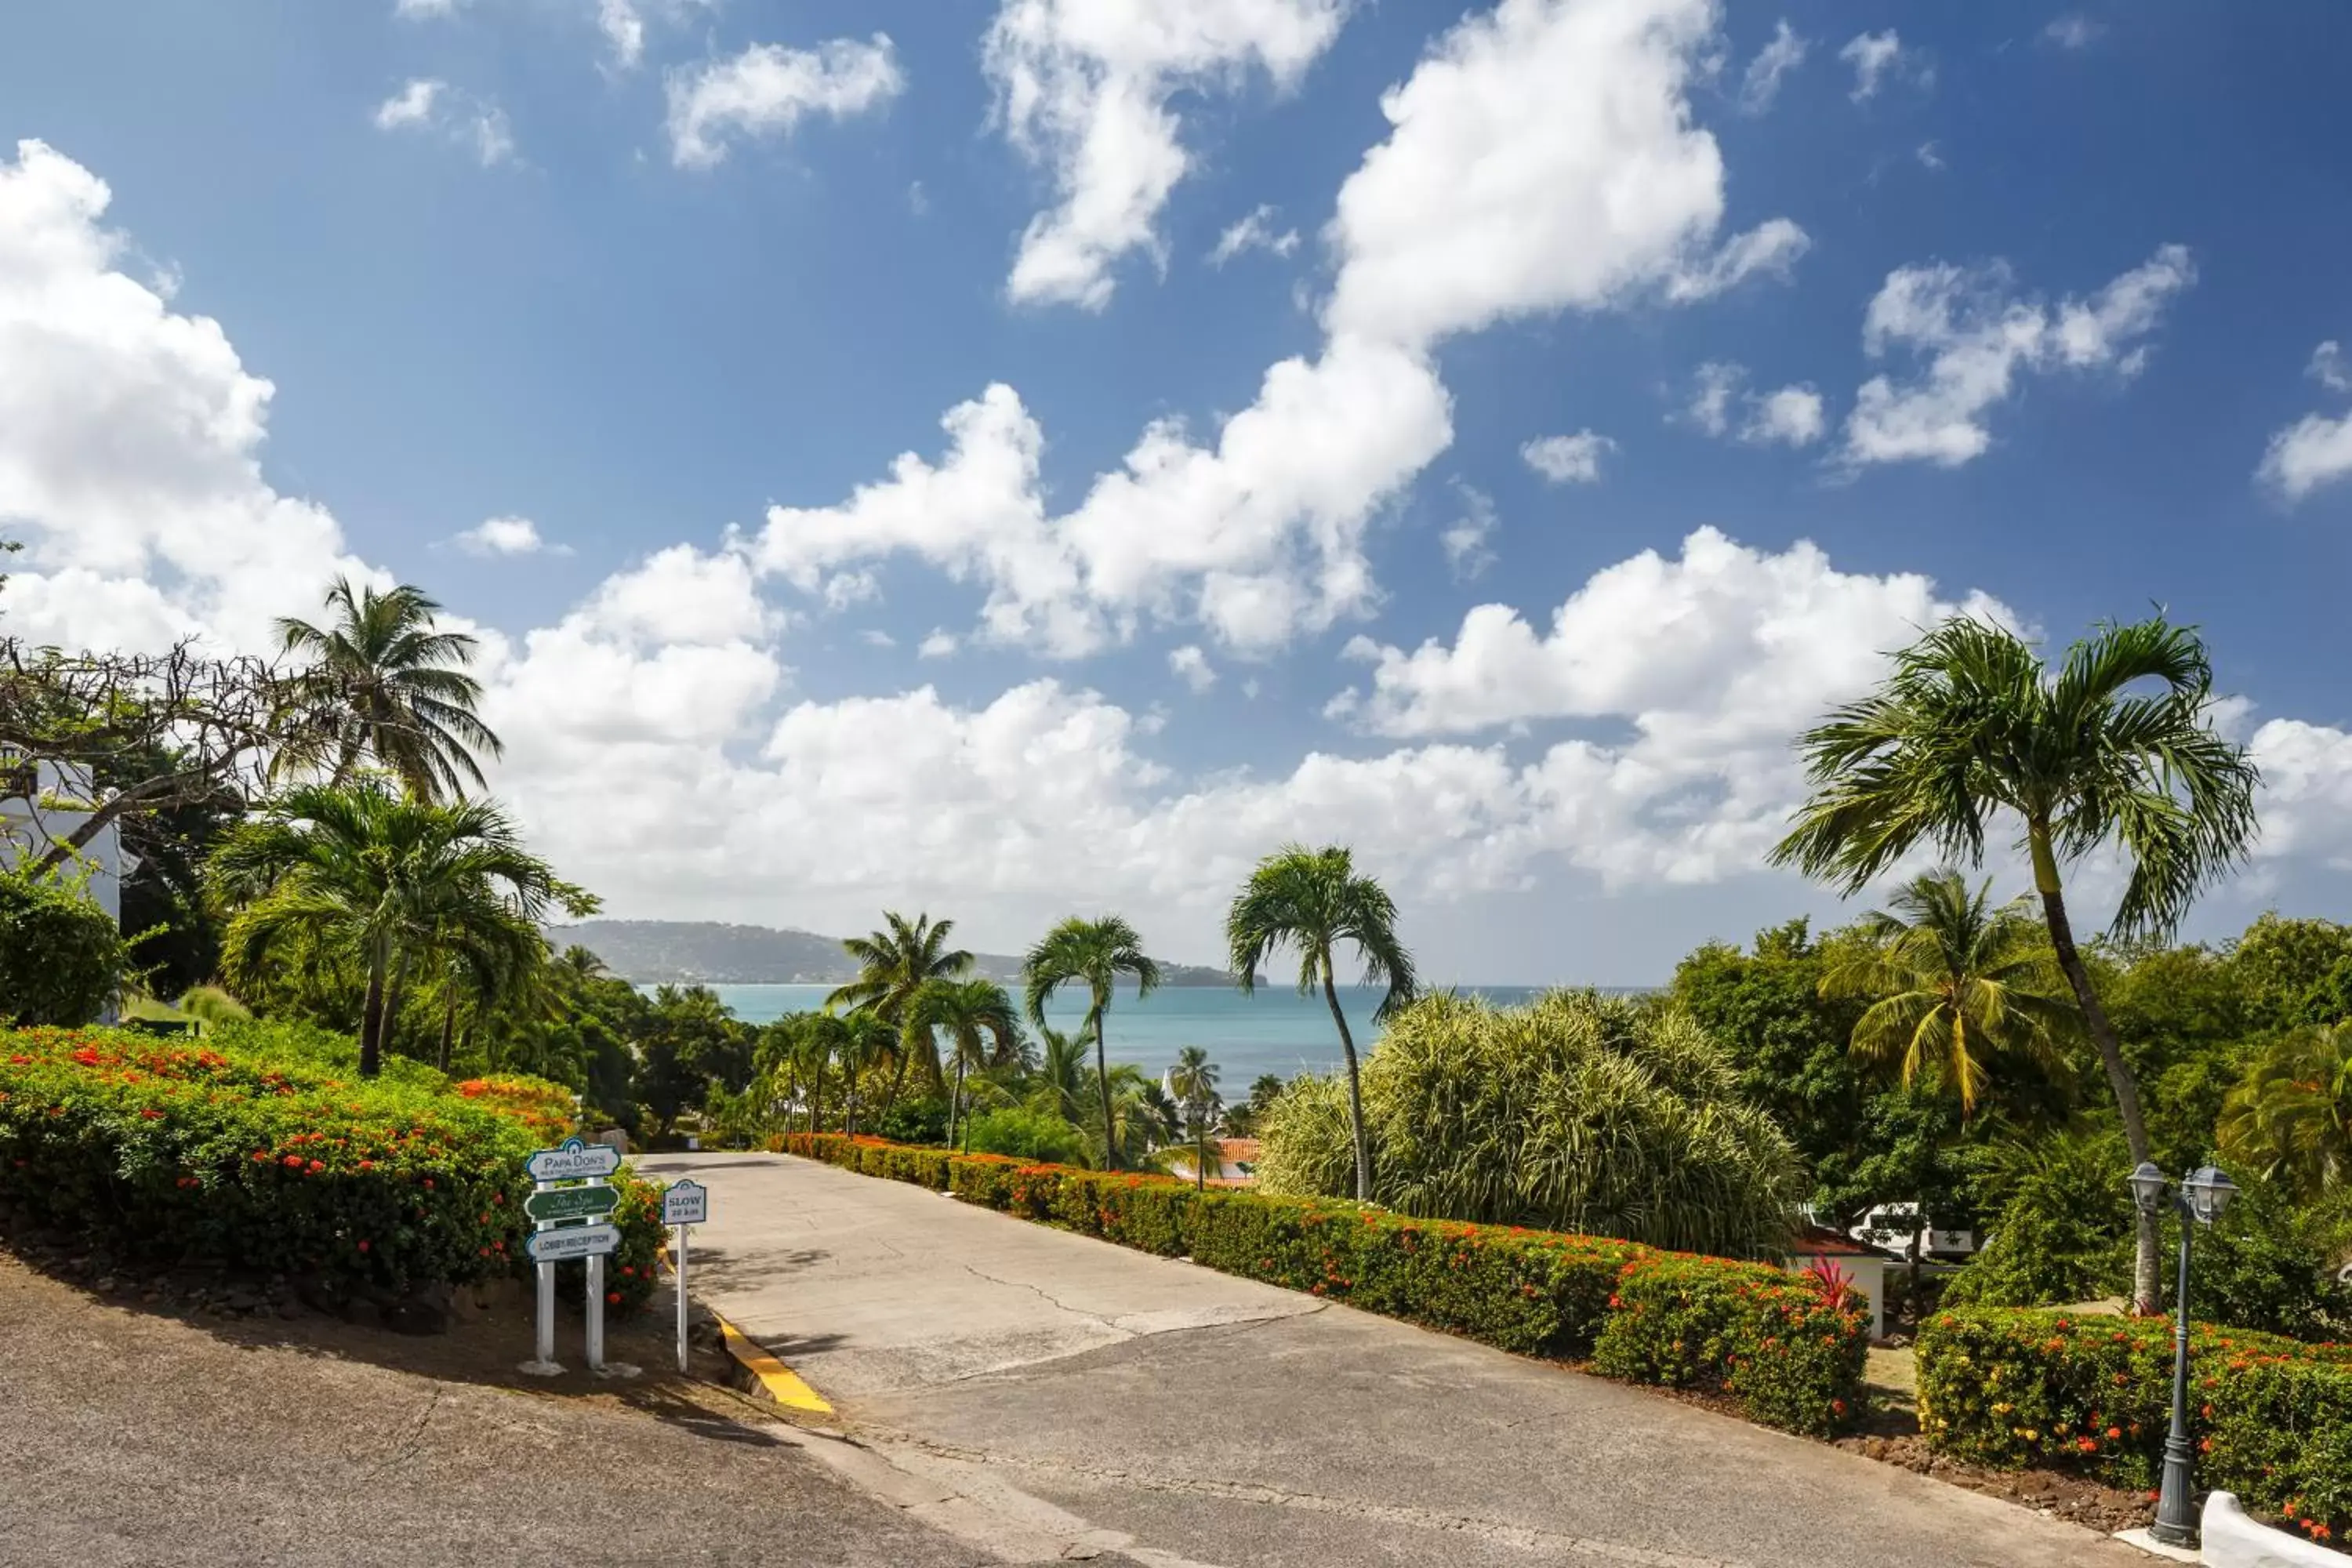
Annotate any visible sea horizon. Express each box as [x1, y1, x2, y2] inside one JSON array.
[[644, 981, 1650, 1087]]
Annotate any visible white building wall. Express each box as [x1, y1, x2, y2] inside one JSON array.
[[0, 762, 127, 923]]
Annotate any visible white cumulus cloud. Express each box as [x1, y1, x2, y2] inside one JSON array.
[[372, 78, 513, 165], [1520, 430, 1614, 485], [1838, 30, 1911, 101], [1683, 362, 1824, 447], [1167, 644, 1217, 693], [666, 35, 905, 169], [452, 516, 567, 557], [1439, 483, 1497, 581], [1737, 20, 1806, 114], [1842, 244, 2195, 468], [1207, 203, 1300, 267], [986, 0, 1349, 310]]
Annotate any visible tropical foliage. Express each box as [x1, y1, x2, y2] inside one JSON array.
[[209, 780, 579, 1078], [0, 865, 132, 1025], [1256, 991, 1804, 1258], [1023, 914, 1160, 1170], [1772, 615, 2261, 1312], [272, 577, 504, 801], [1227, 843, 1415, 1200], [1819, 869, 2073, 1114]]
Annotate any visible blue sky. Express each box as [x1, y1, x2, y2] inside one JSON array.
[[5, 0, 2352, 981]]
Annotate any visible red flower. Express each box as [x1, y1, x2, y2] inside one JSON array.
[[2106, 1427, 2122, 1441], [307, 1160, 325, 1174], [283, 1154, 304, 1168], [358, 1160, 376, 1171], [139, 1108, 164, 1120], [606, 1291, 622, 1305], [358, 1240, 371, 1253]]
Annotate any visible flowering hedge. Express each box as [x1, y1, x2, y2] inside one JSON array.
[[1917, 1307, 2352, 1548], [780, 1131, 1867, 1435], [0, 1026, 662, 1316]]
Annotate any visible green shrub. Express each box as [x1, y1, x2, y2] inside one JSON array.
[[0, 1025, 661, 1316], [1258, 991, 1805, 1258], [781, 1131, 1867, 1435], [964, 1106, 1090, 1165], [0, 869, 130, 1025], [1918, 1307, 2352, 1547], [873, 1096, 949, 1145]]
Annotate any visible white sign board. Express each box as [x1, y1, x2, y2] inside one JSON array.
[[524, 1221, 621, 1262], [662, 1179, 709, 1227], [527, 1136, 622, 1182]]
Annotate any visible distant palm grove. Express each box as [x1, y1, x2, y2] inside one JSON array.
[[7, 562, 2350, 1338]]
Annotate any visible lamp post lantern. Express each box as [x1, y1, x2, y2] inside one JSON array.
[[2129, 1160, 2238, 1548]]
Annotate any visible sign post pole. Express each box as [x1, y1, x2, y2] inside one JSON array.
[[520, 1163, 562, 1377], [661, 1178, 710, 1377], [516, 1135, 634, 1379]]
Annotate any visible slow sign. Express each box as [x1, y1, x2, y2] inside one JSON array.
[[661, 1178, 708, 1227]]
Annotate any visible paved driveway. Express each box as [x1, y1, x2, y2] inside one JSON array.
[[643, 1152, 2149, 1568]]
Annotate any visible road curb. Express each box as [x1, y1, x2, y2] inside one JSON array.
[[663, 1240, 833, 1416]]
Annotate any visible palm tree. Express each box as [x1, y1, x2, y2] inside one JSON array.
[[1771, 615, 2261, 1313], [1027, 1025, 1093, 1126], [827, 913, 974, 1105], [913, 978, 1022, 1149], [1226, 844, 1417, 1202], [209, 780, 563, 1077], [1023, 916, 1161, 1171], [836, 1011, 894, 1137], [1820, 870, 2074, 1115], [793, 1014, 840, 1135], [274, 578, 503, 800], [1169, 1046, 1222, 1191], [2220, 1024, 2352, 1200]]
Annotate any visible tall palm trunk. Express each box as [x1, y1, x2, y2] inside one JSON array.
[[2031, 822, 2161, 1313], [1321, 949, 1371, 1202], [808, 1061, 825, 1138], [1094, 995, 1118, 1171], [948, 1058, 967, 1149], [358, 941, 390, 1080], [437, 978, 458, 1072], [884, 1022, 916, 1116], [1194, 1119, 1208, 1192]]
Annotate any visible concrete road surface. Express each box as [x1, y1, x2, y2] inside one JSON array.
[[642, 1152, 2151, 1568]]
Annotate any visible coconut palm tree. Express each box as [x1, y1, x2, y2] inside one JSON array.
[[1820, 869, 2075, 1115], [827, 913, 974, 1105], [836, 1010, 894, 1137], [273, 578, 503, 801], [1226, 844, 1417, 1202], [912, 978, 1022, 1149], [1770, 615, 2261, 1313], [1023, 915, 1160, 1171], [793, 1014, 841, 1135], [1026, 1025, 1093, 1126], [209, 780, 562, 1077], [2220, 1024, 2352, 1200], [1169, 1045, 1222, 1191]]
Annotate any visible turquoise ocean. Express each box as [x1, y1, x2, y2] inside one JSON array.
[[698, 982, 1581, 1087]]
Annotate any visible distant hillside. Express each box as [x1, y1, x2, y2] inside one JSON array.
[[548, 920, 1243, 988]]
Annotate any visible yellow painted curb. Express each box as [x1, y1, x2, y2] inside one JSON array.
[[663, 1240, 833, 1415], [717, 1317, 834, 1415]]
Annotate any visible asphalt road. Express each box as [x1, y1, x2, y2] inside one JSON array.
[[0, 1247, 1074, 1566], [643, 1151, 2153, 1568]]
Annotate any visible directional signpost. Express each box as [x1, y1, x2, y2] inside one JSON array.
[[517, 1137, 633, 1378], [662, 1178, 710, 1374]]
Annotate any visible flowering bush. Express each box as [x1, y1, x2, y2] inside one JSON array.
[[1918, 1306, 2352, 1545], [781, 1131, 1867, 1435], [0, 1025, 659, 1316]]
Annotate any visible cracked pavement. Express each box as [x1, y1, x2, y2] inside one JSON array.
[[641, 1152, 2151, 1568]]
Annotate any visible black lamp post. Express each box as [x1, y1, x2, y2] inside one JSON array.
[[2128, 1160, 2240, 1548]]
